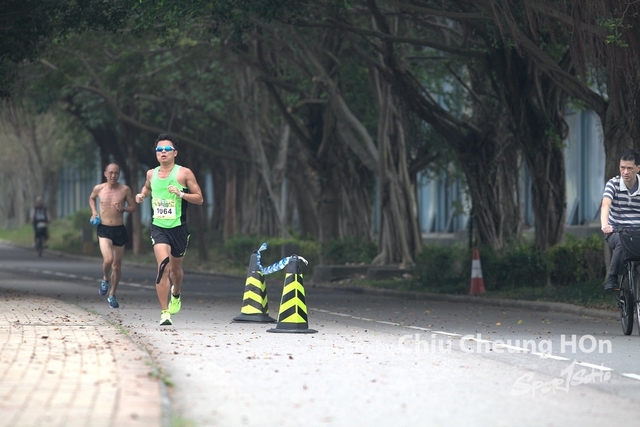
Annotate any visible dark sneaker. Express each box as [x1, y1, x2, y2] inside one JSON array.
[[108, 296, 119, 308], [99, 280, 109, 296], [604, 275, 620, 291]]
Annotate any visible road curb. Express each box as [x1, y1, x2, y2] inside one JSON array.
[[310, 281, 619, 320]]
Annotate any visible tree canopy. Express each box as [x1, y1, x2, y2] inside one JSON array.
[[2, 0, 638, 263]]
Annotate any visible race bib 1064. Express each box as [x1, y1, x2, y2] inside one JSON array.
[[153, 199, 177, 220]]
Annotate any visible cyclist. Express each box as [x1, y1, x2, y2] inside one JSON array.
[[29, 196, 49, 248], [601, 148, 640, 291]]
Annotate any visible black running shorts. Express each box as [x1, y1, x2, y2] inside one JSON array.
[[96, 224, 129, 247], [150, 223, 190, 258]]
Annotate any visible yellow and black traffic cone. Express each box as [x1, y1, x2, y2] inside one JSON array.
[[267, 256, 317, 334], [233, 251, 276, 323]]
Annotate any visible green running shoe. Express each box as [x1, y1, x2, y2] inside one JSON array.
[[160, 310, 172, 326], [168, 285, 181, 314]]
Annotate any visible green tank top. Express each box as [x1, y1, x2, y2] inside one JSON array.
[[151, 165, 187, 228]]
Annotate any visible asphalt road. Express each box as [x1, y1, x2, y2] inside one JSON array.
[[1, 242, 640, 426]]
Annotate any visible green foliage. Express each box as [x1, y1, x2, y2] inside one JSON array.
[[0, 0, 130, 97], [222, 236, 265, 262], [488, 280, 612, 310], [222, 236, 320, 276], [341, 59, 378, 138], [480, 242, 548, 290], [412, 236, 606, 295], [597, 17, 633, 47], [545, 234, 606, 286], [72, 208, 93, 229], [0, 221, 33, 245], [132, 0, 312, 36], [222, 236, 378, 279], [0, 59, 17, 98], [59, 231, 84, 254], [0, 211, 89, 254], [54, 209, 94, 254], [321, 236, 377, 265], [413, 244, 467, 293]]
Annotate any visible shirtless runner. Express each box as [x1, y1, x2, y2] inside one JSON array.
[[89, 163, 136, 308]]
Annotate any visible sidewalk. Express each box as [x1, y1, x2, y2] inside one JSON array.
[[0, 291, 167, 427]]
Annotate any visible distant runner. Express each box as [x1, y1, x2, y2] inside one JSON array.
[[89, 163, 135, 308]]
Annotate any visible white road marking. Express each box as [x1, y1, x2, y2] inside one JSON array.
[[312, 307, 633, 380], [531, 352, 570, 361], [431, 331, 462, 337], [406, 326, 432, 331], [494, 343, 529, 353], [576, 362, 613, 371]]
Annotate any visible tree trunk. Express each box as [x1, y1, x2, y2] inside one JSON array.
[[286, 158, 319, 239], [253, 31, 376, 245], [223, 162, 237, 241], [362, 0, 523, 252], [493, 47, 569, 250], [601, 79, 637, 181], [371, 81, 421, 266], [122, 125, 143, 255], [317, 154, 342, 245], [459, 131, 522, 251], [369, 55, 523, 251], [235, 60, 289, 237], [210, 161, 226, 235]]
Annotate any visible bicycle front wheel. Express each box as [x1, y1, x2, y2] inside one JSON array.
[[633, 263, 640, 336]]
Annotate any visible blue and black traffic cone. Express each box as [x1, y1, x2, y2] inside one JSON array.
[[233, 251, 276, 323], [267, 256, 317, 334]]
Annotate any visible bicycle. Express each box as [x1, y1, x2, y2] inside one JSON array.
[[35, 221, 48, 257], [616, 227, 640, 335]]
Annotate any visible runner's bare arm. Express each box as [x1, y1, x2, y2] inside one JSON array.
[[89, 184, 102, 219], [123, 187, 136, 213], [135, 170, 153, 204], [182, 168, 203, 205]]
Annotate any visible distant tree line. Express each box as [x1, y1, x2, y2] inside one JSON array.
[[1, 0, 639, 265]]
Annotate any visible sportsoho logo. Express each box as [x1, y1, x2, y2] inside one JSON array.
[[398, 333, 613, 355], [511, 360, 611, 396], [397, 333, 614, 396]]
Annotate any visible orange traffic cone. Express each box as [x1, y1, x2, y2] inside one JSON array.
[[233, 251, 276, 323], [469, 247, 486, 295]]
